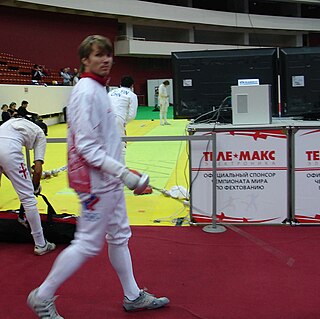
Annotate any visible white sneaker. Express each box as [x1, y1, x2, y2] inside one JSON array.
[[27, 288, 64, 319], [34, 240, 56, 256], [123, 289, 169, 311]]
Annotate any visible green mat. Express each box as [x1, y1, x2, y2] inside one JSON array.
[[135, 106, 173, 120]]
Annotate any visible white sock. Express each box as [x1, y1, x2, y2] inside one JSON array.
[[24, 208, 45, 247], [108, 243, 140, 300]]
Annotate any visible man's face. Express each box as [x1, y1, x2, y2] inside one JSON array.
[[82, 43, 113, 77]]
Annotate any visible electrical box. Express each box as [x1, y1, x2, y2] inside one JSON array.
[[231, 84, 272, 125]]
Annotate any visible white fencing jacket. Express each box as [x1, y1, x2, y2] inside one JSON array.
[[108, 86, 138, 125], [158, 83, 169, 107], [67, 76, 124, 194], [0, 118, 46, 162]]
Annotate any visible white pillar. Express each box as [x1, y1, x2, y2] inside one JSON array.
[[126, 23, 133, 39], [189, 27, 195, 43], [295, 33, 303, 47]]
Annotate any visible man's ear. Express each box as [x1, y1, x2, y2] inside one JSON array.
[[81, 57, 88, 67]]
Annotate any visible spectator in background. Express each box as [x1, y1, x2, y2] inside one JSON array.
[[108, 75, 138, 164], [1, 104, 10, 124], [40, 65, 50, 77], [60, 67, 72, 86], [31, 64, 44, 84], [17, 101, 48, 135], [72, 68, 80, 85], [158, 80, 170, 126], [8, 102, 18, 117], [17, 100, 38, 121]]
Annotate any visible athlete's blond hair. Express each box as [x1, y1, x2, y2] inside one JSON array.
[[78, 35, 113, 74]]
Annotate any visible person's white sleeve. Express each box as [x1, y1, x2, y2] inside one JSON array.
[[33, 131, 47, 163], [69, 91, 143, 188], [101, 156, 125, 177], [69, 90, 128, 177], [127, 93, 138, 123], [70, 92, 107, 169]]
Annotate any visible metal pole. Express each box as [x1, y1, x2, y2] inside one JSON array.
[[25, 148, 32, 172], [203, 131, 226, 233], [290, 127, 298, 225]]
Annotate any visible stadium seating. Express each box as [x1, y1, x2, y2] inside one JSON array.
[[0, 52, 62, 85]]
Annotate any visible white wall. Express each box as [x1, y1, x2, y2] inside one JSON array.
[[115, 39, 261, 57], [0, 84, 72, 115]]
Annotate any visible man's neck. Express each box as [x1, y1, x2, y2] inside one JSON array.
[[81, 72, 106, 86]]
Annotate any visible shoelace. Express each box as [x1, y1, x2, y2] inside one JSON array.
[[37, 296, 60, 318]]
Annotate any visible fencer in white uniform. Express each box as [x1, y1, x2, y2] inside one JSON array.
[[108, 76, 138, 163], [0, 117, 55, 255], [158, 80, 170, 125], [28, 35, 169, 319]]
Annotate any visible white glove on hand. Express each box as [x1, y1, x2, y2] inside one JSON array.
[[120, 169, 150, 194], [100, 157, 149, 194], [34, 184, 42, 195], [120, 169, 141, 190]]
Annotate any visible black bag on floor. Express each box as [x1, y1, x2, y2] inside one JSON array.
[[0, 210, 33, 243], [0, 194, 77, 244]]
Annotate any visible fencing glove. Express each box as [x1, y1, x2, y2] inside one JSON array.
[[120, 169, 149, 194], [101, 156, 149, 194], [34, 184, 42, 195]]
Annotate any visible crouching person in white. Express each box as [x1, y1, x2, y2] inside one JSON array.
[[0, 117, 55, 255], [27, 35, 169, 319]]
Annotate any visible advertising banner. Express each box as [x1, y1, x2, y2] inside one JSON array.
[[190, 129, 288, 224], [294, 128, 320, 223]]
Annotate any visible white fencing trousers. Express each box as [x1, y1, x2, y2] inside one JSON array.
[[0, 138, 45, 246], [37, 188, 140, 300], [159, 99, 169, 124]]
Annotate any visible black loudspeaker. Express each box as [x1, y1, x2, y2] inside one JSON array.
[[280, 47, 320, 118]]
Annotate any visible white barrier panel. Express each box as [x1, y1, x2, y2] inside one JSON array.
[[294, 128, 320, 224], [0, 84, 73, 115], [190, 129, 288, 224]]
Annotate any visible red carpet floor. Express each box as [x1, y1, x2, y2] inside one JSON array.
[[1, 225, 320, 319]]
